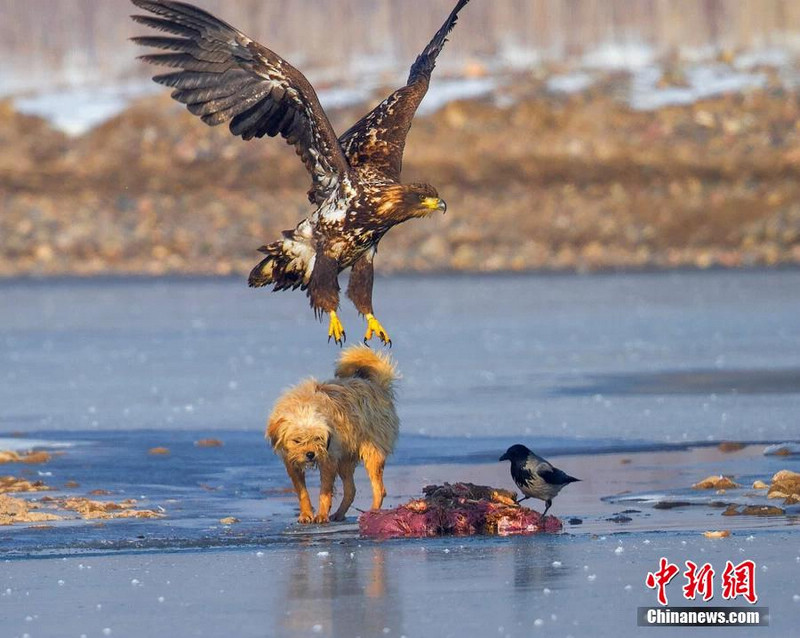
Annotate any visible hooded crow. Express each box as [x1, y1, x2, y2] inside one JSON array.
[[499, 444, 580, 517]]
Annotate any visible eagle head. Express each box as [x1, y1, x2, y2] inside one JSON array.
[[404, 183, 447, 217], [377, 183, 446, 223]]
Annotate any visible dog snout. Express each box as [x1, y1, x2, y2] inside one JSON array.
[[306, 451, 315, 461]]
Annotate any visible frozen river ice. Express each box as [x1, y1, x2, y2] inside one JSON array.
[[2, 270, 799, 637], [2, 269, 799, 442]]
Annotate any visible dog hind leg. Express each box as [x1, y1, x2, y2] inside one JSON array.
[[286, 464, 314, 524], [331, 459, 357, 521], [362, 447, 387, 510]]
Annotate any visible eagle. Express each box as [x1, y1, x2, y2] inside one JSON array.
[[131, 0, 470, 345]]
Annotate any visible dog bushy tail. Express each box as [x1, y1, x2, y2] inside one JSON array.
[[335, 345, 398, 392]]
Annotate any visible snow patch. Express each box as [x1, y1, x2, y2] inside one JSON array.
[[735, 48, 791, 70], [13, 81, 159, 136], [418, 77, 497, 114], [547, 72, 595, 94], [582, 42, 656, 71], [629, 64, 767, 111]]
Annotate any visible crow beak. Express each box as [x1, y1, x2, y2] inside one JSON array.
[[499, 453, 509, 462]]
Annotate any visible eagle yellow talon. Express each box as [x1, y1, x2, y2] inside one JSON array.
[[364, 314, 391, 347], [327, 311, 346, 346]]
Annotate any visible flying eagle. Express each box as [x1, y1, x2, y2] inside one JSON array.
[[131, 0, 470, 345]]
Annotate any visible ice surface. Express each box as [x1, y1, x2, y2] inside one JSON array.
[[1, 431, 794, 554], [2, 271, 798, 441], [0, 437, 75, 452], [2, 271, 799, 637], [2, 529, 796, 638]]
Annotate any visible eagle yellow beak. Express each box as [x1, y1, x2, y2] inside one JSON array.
[[422, 197, 447, 213]]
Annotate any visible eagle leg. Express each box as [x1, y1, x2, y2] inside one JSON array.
[[327, 310, 346, 346], [364, 313, 391, 347], [309, 250, 345, 346], [346, 251, 391, 346]]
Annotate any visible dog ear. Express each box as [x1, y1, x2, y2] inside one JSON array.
[[266, 417, 285, 448]]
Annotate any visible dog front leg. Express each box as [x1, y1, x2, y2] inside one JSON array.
[[314, 462, 337, 524], [331, 461, 357, 521], [286, 464, 314, 524]]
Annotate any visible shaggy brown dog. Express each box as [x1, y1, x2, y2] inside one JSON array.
[[267, 346, 399, 523]]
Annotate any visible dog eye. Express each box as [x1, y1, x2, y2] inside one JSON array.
[[292, 438, 301, 445]]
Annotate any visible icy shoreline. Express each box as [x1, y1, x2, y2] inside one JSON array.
[[2, 437, 798, 637]]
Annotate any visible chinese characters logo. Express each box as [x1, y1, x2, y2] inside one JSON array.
[[646, 558, 757, 605]]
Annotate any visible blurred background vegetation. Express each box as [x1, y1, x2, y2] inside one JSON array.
[[2, 0, 800, 276], [4, 0, 800, 88]]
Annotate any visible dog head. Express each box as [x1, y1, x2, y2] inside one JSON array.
[[267, 403, 336, 468]]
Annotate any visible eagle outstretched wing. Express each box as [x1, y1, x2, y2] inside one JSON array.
[[131, 0, 350, 205], [338, 0, 471, 182]]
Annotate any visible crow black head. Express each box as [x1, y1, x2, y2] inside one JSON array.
[[499, 444, 532, 463]]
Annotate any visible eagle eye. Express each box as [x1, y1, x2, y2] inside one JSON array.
[[418, 194, 426, 202]]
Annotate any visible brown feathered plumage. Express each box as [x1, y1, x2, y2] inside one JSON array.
[[131, 0, 470, 345]]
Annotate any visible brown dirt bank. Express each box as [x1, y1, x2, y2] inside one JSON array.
[[2, 75, 800, 277]]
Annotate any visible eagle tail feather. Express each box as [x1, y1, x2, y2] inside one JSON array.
[[248, 225, 316, 291]]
